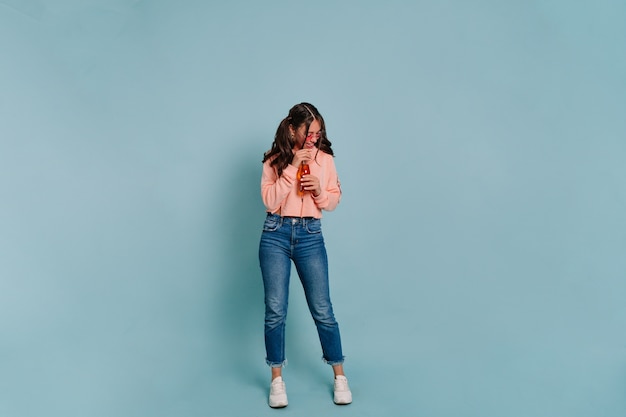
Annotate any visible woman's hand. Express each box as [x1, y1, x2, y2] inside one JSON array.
[[291, 148, 313, 168], [300, 174, 321, 197]]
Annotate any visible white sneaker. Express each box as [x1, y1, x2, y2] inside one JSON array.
[[333, 375, 352, 405], [269, 376, 288, 408]]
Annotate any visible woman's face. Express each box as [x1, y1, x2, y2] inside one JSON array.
[[292, 119, 322, 150]]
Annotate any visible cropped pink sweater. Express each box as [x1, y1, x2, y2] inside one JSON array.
[[261, 151, 341, 218]]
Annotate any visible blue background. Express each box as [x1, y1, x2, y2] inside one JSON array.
[[1, 1, 625, 416]]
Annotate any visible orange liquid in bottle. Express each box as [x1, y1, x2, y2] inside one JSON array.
[[298, 162, 310, 196]]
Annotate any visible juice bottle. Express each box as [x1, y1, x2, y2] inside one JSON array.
[[298, 162, 310, 196]]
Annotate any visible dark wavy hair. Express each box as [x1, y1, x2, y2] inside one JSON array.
[[262, 102, 334, 177]]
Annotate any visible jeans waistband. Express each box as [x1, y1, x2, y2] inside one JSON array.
[[266, 213, 317, 224]]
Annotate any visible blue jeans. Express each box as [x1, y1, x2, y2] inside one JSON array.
[[259, 214, 344, 368]]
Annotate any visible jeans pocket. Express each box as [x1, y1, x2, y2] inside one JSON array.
[[263, 215, 281, 232], [305, 218, 322, 234]]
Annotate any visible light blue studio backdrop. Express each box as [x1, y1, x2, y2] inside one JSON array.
[[1, 1, 625, 416]]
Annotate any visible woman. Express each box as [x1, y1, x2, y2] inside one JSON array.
[[258, 103, 352, 408]]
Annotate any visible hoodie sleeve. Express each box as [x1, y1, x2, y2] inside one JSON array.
[[260, 161, 298, 213], [312, 155, 341, 212]]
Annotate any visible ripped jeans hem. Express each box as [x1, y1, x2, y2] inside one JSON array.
[[266, 359, 288, 368], [323, 356, 345, 366]]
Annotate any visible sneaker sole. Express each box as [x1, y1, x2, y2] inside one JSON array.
[[334, 394, 352, 405]]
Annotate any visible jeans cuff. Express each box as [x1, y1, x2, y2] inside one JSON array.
[[323, 356, 345, 366], [266, 359, 288, 368]]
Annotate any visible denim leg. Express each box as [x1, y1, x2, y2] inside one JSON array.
[[293, 221, 344, 365], [259, 225, 291, 367]]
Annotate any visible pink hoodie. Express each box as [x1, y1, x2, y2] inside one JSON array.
[[261, 151, 341, 218]]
